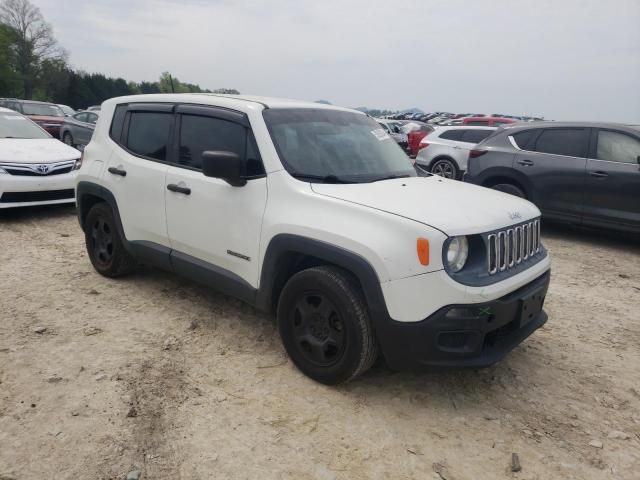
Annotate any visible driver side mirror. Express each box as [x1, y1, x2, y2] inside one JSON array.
[[202, 150, 247, 187], [637, 155, 640, 165]]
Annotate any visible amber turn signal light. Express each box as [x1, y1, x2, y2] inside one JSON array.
[[417, 238, 430, 266]]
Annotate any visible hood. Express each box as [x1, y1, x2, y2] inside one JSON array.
[[0, 139, 80, 164], [27, 115, 64, 123], [311, 176, 540, 236]]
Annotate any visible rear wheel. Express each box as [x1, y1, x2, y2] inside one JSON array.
[[430, 158, 459, 179], [84, 202, 136, 277], [62, 132, 75, 148], [277, 266, 378, 384], [491, 183, 526, 199]]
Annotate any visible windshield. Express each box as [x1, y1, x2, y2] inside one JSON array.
[[263, 109, 416, 183], [21, 103, 64, 117], [0, 113, 51, 139]]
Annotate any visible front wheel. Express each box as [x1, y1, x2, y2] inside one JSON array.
[[62, 132, 75, 148], [430, 158, 459, 179], [277, 266, 378, 384]]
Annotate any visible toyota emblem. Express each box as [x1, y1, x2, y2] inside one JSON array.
[[36, 164, 50, 174]]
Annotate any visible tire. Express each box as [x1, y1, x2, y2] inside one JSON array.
[[277, 266, 378, 385], [430, 158, 459, 179], [62, 132, 75, 148], [84, 202, 136, 277], [491, 183, 526, 199]]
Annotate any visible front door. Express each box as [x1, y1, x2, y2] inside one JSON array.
[[164, 105, 268, 288], [583, 128, 640, 230], [513, 127, 589, 221]]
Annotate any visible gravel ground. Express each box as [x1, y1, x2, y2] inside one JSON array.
[[1, 204, 639, 480]]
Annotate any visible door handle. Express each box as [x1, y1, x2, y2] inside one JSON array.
[[167, 184, 191, 195], [517, 159, 534, 167], [108, 167, 127, 177], [589, 171, 609, 179]]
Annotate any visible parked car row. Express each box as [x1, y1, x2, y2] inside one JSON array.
[[0, 98, 99, 150], [385, 111, 545, 126]]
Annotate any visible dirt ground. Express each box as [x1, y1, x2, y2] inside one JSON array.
[[0, 204, 639, 480]]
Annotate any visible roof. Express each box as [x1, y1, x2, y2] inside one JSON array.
[[104, 93, 360, 115], [433, 125, 496, 130], [0, 98, 56, 106], [501, 121, 639, 131]]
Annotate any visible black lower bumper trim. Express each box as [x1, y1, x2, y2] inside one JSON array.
[[0, 189, 75, 203], [377, 271, 550, 370]]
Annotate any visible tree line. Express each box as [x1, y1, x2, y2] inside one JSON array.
[[0, 0, 238, 109]]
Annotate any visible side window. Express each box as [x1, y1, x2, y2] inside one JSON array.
[[87, 113, 98, 125], [126, 112, 173, 161], [596, 130, 640, 164], [461, 129, 493, 143], [439, 129, 464, 141], [74, 112, 88, 122], [534, 128, 587, 157], [465, 121, 487, 126], [178, 114, 246, 170], [110, 105, 127, 142], [512, 129, 537, 150]]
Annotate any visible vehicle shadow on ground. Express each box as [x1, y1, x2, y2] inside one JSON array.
[[542, 220, 640, 253], [0, 204, 77, 223]]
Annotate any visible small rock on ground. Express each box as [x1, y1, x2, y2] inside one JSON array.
[[126, 470, 141, 480], [607, 431, 631, 440], [33, 326, 47, 334], [589, 440, 604, 449]]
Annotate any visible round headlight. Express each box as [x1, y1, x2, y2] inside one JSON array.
[[446, 236, 469, 273]]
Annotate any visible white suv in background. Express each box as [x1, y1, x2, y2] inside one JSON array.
[[76, 94, 550, 384], [415, 126, 496, 179]]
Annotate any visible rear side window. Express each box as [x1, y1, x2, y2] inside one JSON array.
[[110, 105, 127, 142], [596, 130, 640, 164], [461, 129, 493, 143], [465, 121, 487, 126], [534, 128, 587, 157], [512, 129, 537, 150], [126, 112, 173, 161], [439, 129, 464, 141], [74, 112, 88, 122]]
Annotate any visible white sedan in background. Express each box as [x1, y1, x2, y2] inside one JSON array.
[[0, 107, 81, 208], [415, 126, 496, 179]]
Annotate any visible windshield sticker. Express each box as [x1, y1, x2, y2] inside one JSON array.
[[3, 116, 26, 120], [371, 128, 391, 141]]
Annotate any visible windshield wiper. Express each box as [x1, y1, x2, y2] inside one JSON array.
[[291, 173, 357, 184], [370, 174, 412, 182]]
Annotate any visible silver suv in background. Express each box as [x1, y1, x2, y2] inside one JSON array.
[[415, 126, 495, 179], [464, 122, 640, 233]]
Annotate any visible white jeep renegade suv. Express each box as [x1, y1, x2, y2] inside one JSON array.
[[76, 94, 551, 384]]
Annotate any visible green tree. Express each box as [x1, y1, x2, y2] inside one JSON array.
[[0, 23, 20, 96], [0, 0, 67, 99]]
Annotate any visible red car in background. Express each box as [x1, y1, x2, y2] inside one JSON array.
[[461, 116, 516, 127], [0, 98, 66, 137], [404, 123, 435, 157]]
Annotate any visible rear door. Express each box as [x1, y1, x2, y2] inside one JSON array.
[[583, 128, 640, 230], [512, 127, 589, 221], [103, 103, 173, 263]]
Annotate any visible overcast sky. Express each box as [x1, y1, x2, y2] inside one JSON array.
[[35, 0, 640, 122]]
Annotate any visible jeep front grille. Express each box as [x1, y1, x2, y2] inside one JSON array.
[[487, 219, 541, 275]]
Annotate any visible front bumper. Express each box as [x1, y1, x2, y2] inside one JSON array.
[[376, 271, 550, 370], [0, 171, 77, 208]]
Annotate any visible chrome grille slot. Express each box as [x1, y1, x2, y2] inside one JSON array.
[[486, 218, 542, 276], [487, 234, 497, 274], [507, 229, 515, 267]]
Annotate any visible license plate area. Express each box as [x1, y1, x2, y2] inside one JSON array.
[[519, 291, 545, 327]]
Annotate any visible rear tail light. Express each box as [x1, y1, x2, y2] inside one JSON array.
[[417, 143, 430, 152], [469, 149, 488, 158]]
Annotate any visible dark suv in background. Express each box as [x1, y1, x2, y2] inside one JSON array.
[[464, 122, 640, 233]]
